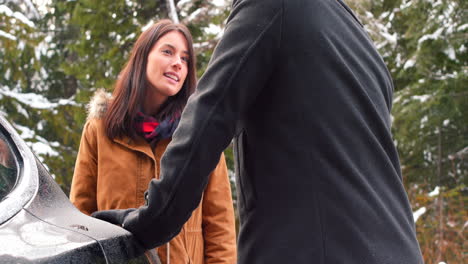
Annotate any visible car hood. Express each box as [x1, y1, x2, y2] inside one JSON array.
[[0, 116, 150, 263]]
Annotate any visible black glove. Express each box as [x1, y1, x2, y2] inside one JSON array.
[[91, 176, 194, 249], [92, 205, 184, 250], [92, 208, 150, 257], [92, 208, 136, 227]]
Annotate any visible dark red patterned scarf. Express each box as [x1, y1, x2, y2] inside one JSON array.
[[135, 112, 180, 142]]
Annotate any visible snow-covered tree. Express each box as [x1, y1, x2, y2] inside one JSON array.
[[349, 1, 467, 262]]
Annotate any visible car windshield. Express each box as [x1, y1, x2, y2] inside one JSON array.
[[0, 129, 18, 201]]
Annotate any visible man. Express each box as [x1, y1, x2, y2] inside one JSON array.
[[94, 0, 424, 263]]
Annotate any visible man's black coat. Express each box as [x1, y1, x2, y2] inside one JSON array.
[[94, 0, 424, 263]]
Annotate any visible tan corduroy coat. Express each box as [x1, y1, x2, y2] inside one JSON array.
[[70, 90, 237, 264]]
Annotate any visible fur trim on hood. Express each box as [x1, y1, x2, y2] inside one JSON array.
[[87, 89, 112, 120]]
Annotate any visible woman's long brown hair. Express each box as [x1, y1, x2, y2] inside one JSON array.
[[104, 19, 197, 140]]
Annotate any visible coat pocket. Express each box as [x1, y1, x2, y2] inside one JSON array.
[[233, 130, 256, 212]]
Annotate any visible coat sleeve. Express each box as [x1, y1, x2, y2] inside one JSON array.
[[202, 153, 237, 264], [108, 0, 283, 249], [70, 120, 99, 215]]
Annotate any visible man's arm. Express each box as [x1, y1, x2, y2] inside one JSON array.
[[93, 0, 283, 249]]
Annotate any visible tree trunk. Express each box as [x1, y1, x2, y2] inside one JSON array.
[[436, 127, 443, 262], [166, 0, 179, 23]]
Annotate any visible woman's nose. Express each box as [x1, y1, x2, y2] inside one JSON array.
[[172, 57, 182, 70]]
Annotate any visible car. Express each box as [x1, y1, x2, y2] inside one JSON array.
[[0, 115, 160, 264]]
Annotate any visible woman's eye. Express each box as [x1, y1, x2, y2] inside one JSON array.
[[182, 57, 189, 63], [162, 49, 172, 55]]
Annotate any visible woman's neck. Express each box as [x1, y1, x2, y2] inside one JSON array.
[[143, 90, 167, 116]]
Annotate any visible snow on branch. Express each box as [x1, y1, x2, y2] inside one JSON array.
[[0, 4, 35, 28], [0, 86, 78, 110]]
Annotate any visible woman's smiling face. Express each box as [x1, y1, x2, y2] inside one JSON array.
[[145, 30, 189, 111]]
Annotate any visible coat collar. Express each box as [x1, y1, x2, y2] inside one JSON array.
[[86, 89, 155, 159], [87, 89, 171, 161], [87, 89, 111, 121]]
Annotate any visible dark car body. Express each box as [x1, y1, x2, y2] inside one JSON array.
[[0, 116, 160, 264]]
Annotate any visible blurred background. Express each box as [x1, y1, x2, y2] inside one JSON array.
[[0, 0, 466, 263]]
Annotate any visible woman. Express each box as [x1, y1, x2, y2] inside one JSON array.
[[70, 20, 237, 264]]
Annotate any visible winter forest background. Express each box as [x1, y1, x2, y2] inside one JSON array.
[[0, 0, 466, 263]]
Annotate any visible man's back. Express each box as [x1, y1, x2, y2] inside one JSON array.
[[224, 0, 424, 263]]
